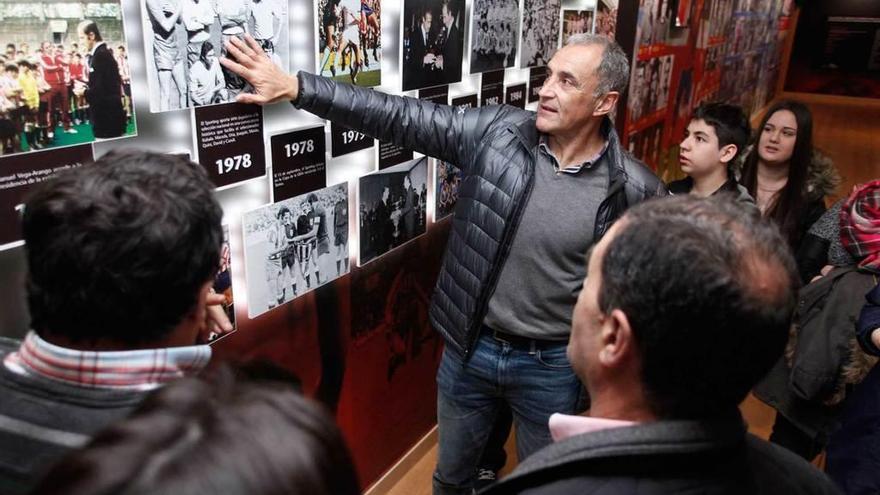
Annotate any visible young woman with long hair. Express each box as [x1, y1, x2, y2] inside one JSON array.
[[741, 100, 838, 252]]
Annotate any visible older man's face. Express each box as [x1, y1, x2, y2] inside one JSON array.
[[536, 43, 603, 137]]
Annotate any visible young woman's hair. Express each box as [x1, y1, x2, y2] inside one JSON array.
[[32, 364, 360, 495], [741, 99, 815, 246]]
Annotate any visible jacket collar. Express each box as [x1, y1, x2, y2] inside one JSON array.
[[669, 175, 740, 196], [513, 115, 624, 174], [504, 410, 747, 483]]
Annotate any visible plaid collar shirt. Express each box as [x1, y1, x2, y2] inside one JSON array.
[[3, 331, 211, 391]]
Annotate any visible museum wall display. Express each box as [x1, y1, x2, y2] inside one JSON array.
[[612, 0, 795, 182]]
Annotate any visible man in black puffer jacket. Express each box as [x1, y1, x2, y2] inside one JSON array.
[[482, 196, 840, 495], [222, 33, 666, 494]]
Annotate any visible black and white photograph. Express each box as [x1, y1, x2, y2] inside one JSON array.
[[628, 58, 649, 123], [656, 54, 674, 113], [401, 0, 464, 91], [141, 0, 288, 112], [0, 0, 136, 156], [242, 183, 349, 318], [519, 0, 560, 68], [359, 157, 428, 265], [627, 54, 673, 123], [434, 160, 460, 221], [702, 0, 734, 41], [561, 9, 595, 46], [316, 0, 381, 87], [637, 0, 674, 48], [469, 0, 520, 74]]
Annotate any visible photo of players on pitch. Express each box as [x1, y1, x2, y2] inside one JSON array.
[[316, 0, 381, 87], [519, 0, 560, 68], [359, 157, 427, 266], [242, 183, 349, 318], [0, 1, 136, 156], [401, 0, 464, 91], [140, 0, 288, 113], [561, 9, 595, 45], [468, 0, 520, 74]]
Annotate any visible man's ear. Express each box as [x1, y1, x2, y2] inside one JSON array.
[[598, 308, 636, 367], [593, 91, 620, 117], [719, 143, 738, 164], [191, 281, 214, 343]]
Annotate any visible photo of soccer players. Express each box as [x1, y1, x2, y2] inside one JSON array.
[[0, 1, 136, 157], [469, 0, 521, 74], [242, 183, 349, 318], [627, 54, 673, 123], [316, 0, 381, 87], [401, 0, 464, 91], [140, 0, 288, 112], [519, 0, 560, 68], [359, 157, 427, 266], [561, 9, 595, 46]]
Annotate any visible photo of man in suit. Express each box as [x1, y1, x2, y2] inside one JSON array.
[[436, 0, 462, 83], [78, 20, 126, 139], [401, 0, 464, 91]]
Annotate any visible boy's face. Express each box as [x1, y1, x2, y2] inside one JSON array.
[[678, 119, 734, 178]]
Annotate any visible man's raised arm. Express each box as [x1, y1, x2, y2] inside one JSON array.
[[220, 34, 505, 173]]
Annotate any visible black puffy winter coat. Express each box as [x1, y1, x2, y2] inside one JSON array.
[[481, 413, 841, 495], [294, 72, 666, 358]]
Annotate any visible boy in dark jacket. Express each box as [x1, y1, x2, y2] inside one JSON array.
[[668, 102, 755, 205]]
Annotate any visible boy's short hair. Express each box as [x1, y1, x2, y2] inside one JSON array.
[[692, 102, 751, 160]]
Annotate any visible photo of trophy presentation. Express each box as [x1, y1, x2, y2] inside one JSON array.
[[0, 0, 136, 157], [401, 0, 465, 91]]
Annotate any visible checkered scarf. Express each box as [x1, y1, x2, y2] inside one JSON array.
[[840, 180, 880, 273]]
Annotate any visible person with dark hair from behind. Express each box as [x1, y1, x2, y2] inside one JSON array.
[[0, 150, 231, 494], [483, 195, 841, 495], [668, 102, 754, 204], [31, 365, 360, 495], [741, 100, 839, 253]]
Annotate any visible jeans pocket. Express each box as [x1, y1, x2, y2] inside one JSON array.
[[535, 346, 572, 369]]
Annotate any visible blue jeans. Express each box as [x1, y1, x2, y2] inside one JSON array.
[[432, 331, 585, 495]]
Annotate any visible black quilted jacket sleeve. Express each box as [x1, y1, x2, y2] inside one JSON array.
[[294, 71, 508, 175]]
